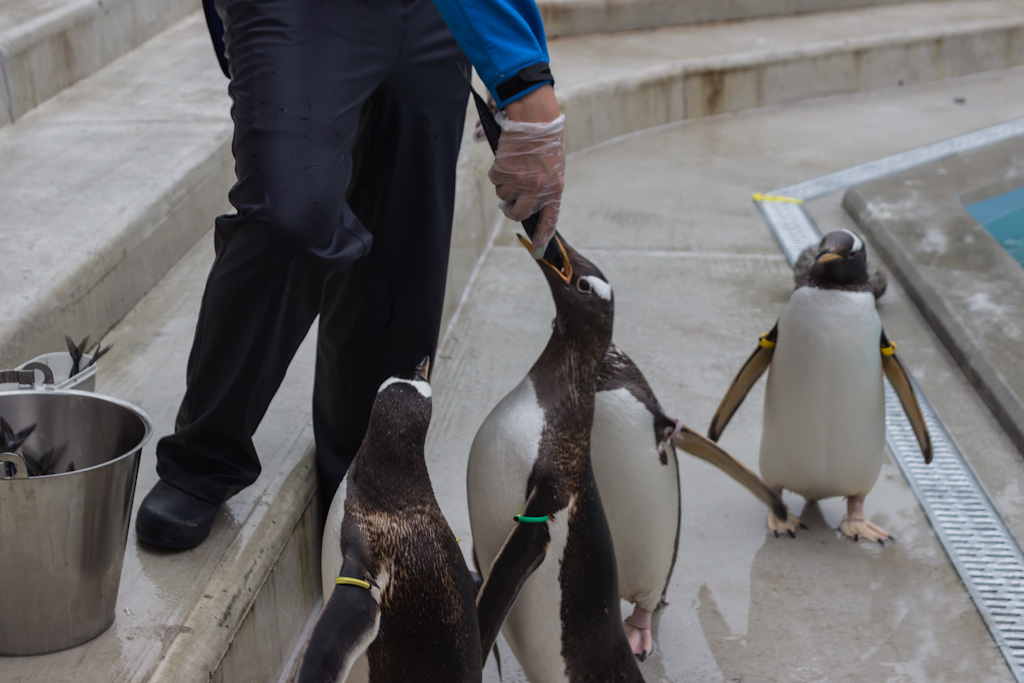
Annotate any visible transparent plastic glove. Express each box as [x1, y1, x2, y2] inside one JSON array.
[[488, 112, 566, 259]]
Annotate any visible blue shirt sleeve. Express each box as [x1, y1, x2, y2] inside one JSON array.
[[431, 0, 553, 108]]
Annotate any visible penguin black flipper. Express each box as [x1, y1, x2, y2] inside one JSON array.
[[476, 490, 551, 660], [880, 330, 933, 464], [298, 557, 380, 683], [708, 323, 779, 442], [672, 425, 788, 522], [470, 555, 504, 682]]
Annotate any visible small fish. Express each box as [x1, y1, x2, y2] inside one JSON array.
[[65, 334, 90, 377], [1, 416, 35, 453]]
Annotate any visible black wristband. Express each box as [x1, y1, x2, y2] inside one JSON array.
[[496, 62, 555, 103]]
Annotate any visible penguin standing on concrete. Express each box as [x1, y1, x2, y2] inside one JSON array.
[[299, 359, 482, 683], [467, 83, 789, 669], [592, 344, 791, 660], [707, 229, 932, 543], [468, 234, 646, 682]]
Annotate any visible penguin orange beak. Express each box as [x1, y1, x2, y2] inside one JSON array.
[[816, 251, 843, 264], [415, 356, 430, 381], [517, 234, 573, 283]]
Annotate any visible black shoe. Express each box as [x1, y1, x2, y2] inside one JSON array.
[[135, 480, 220, 550]]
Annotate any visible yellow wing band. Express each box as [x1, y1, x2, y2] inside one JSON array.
[[751, 193, 804, 205], [881, 341, 897, 356], [759, 335, 777, 349], [335, 577, 371, 590]]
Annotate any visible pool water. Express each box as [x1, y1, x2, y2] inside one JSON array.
[[964, 184, 1024, 267]]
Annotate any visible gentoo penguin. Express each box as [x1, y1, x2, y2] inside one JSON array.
[[592, 344, 792, 660], [468, 234, 646, 682], [707, 229, 932, 543], [299, 359, 482, 683]]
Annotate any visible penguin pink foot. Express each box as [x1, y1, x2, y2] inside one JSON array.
[[840, 494, 890, 545], [623, 608, 653, 661], [766, 488, 805, 538]]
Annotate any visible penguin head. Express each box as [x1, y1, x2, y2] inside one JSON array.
[[518, 234, 614, 353], [370, 357, 433, 442], [808, 229, 869, 287]]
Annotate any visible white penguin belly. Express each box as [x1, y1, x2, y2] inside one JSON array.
[[319, 477, 371, 683], [468, 377, 545, 570], [760, 287, 885, 501], [592, 387, 679, 611], [468, 377, 571, 682]]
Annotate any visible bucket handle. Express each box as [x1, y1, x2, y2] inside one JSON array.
[[0, 452, 30, 479], [0, 362, 55, 389]]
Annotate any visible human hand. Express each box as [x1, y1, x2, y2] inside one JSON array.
[[489, 86, 565, 258]]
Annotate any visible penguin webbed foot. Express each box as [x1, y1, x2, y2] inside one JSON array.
[[623, 608, 653, 662], [841, 495, 891, 545], [767, 508, 805, 539], [840, 513, 891, 545]]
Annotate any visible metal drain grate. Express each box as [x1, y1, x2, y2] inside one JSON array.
[[886, 383, 1024, 678], [753, 116, 1024, 682]]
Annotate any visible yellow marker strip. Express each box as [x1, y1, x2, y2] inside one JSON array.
[[881, 341, 897, 356], [335, 577, 371, 590], [759, 335, 777, 349], [751, 193, 804, 205]]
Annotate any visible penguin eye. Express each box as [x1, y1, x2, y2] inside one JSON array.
[[576, 278, 592, 294]]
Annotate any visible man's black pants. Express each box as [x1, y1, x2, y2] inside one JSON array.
[[156, 0, 470, 504]]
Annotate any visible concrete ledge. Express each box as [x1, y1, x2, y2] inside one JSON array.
[[0, 13, 233, 369], [0, 0, 197, 126], [149, 440, 322, 683], [558, 17, 1024, 153], [843, 135, 1024, 456], [540, 0, 946, 38]]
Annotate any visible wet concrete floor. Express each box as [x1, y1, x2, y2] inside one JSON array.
[[426, 69, 1024, 682]]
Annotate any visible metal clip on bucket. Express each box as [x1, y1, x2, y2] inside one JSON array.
[[0, 451, 29, 479], [0, 363, 55, 389]]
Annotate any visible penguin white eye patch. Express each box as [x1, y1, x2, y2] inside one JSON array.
[[838, 228, 863, 254], [377, 377, 432, 398], [578, 275, 612, 301]]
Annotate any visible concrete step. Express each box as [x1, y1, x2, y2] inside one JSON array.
[[3, 1, 1024, 678], [0, 0, 951, 129], [0, 0, 197, 127], [539, 0, 952, 37], [550, 0, 1024, 152], [0, 12, 232, 370]]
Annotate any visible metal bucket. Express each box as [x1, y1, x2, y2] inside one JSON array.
[[0, 389, 153, 655]]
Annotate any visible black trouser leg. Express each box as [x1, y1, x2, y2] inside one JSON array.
[[158, 0, 460, 504], [313, 2, 470, 501]]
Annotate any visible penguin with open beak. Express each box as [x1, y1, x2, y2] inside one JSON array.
[[468, 234, 647, 682], [300, 358, 482, 683], [707, 229, 932, 543]]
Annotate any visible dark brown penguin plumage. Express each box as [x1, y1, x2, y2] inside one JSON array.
[[300, 360, 481, 683]]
